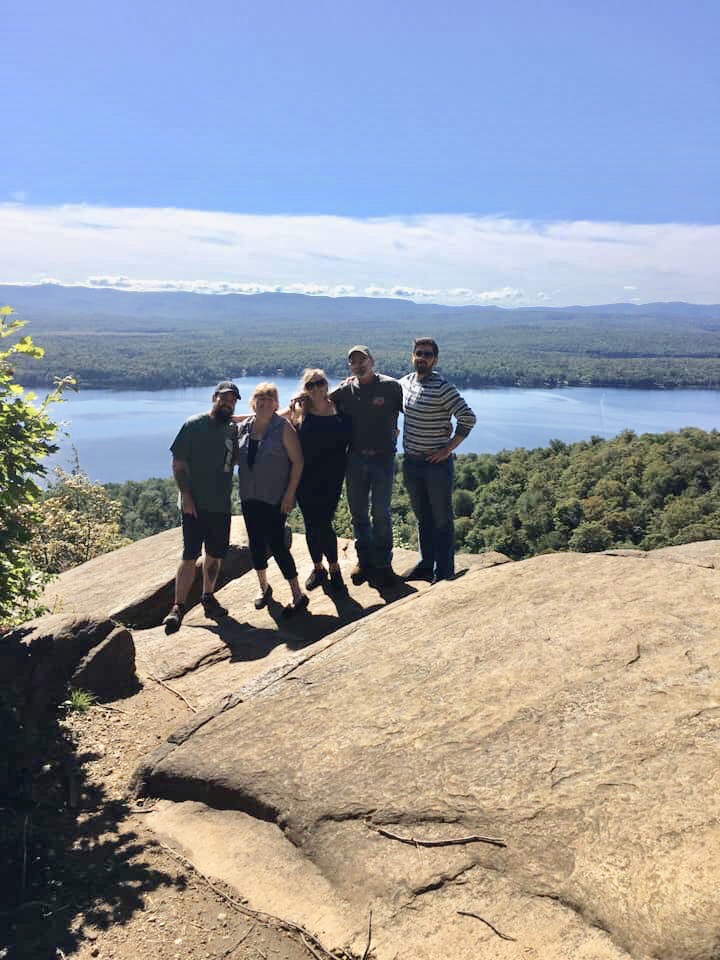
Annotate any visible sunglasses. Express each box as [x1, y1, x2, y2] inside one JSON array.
[[306, 379, 327, 389], [414, 350, 435, 359]]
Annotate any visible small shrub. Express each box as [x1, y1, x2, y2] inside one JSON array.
[[63, 689, 96, 714]]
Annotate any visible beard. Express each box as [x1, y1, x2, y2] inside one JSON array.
[[215, 407, 232, 423]]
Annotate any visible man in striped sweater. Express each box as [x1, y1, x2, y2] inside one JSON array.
[[400, 337, 477, 583]]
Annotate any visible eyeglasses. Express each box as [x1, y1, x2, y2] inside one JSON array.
[[414, 350, 435, 358], [306, 379, 327, 389]]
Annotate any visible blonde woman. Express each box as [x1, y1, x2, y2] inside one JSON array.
[[289, 369, 351, 591], [236, 383, 308, 617]]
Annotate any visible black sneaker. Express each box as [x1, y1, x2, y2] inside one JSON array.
[[350, 563, 371, 586], [401, 563, 434, 582], [282, 594, 309, 619], [201, 593, 228, 620], [305, 568, 328, 591], [164, 602, 186, 634], [372, 566, 401, 588], [253, 585, 272, 610]]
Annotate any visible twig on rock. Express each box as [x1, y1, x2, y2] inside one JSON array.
[[92, 702, 129, 715], [222, 923, 255, 957], [129, 803, 158, 814], [147, 674, 197, 712], [157, 841, 347, 960], [367, 823, 506, 849], [21, 814, 29, 892], [361, 909, 373, 960], [300, 933, 327, 960], [457, 910, 516, 941]]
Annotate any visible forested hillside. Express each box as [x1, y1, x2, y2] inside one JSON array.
[[105, 428, 720, 561], [7, 285, 720, 390]]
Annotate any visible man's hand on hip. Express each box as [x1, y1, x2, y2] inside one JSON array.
[[181, 493, 198, 517], [426, 445, 453, 463]]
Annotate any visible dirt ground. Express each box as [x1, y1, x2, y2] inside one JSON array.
[[8, 679, 333, 960]]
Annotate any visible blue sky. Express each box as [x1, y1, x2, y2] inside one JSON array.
[[3, 0, 719, 304]]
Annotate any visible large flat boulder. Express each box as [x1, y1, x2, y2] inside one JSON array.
[[135, 538, 508, 711], [137, 549, 720, 960], [40, 517, 253, 628]]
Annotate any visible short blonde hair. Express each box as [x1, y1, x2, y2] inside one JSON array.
[[250, 381, 279, 410]]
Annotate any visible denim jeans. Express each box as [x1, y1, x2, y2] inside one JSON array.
[[345, 452, 395, 569], [402, 455, 455, 580]]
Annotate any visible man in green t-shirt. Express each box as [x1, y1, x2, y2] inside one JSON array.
[[164, 381, 240, 634]]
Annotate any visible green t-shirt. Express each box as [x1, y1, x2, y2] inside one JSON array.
[[170, 413, 236, 512]]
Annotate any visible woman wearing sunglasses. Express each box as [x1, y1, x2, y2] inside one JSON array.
[[289, 369, 351, 592]]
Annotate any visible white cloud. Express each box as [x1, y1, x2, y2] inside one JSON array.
[[1, 203, 719, 306]]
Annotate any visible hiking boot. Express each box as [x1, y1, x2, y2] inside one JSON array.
[[401, 563, 434, 582], [350, 564, 371, 586], [305, 568, 328, 591], [372, 566, 401, 588], [329, 569, 347, 592], [201, 593, 228, 620], [164, 602, 186, 634]]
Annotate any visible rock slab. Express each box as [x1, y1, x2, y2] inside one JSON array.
[[137, 547, 720, 960], [40, 517, 254, 628]]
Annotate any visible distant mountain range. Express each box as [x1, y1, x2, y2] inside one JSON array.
[[4, 283, 719, 391], [2, 283, 719, 332]]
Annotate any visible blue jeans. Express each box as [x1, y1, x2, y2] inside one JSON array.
[[345, 452, 395, 569], [402, 455, 455, 580]]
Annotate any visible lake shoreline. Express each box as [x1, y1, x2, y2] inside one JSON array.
[[23, 376, 720, 393], [45, 381, 720, 484]]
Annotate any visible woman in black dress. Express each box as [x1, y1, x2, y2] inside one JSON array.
[[289, 369, 351, 592]]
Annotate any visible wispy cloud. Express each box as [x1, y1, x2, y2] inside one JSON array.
[[1, 203, 719, 306]]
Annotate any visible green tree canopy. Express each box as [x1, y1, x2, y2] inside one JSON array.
[[0, 308, 74, 627]]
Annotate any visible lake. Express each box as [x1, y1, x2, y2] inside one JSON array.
[[46, 378, 718, 483]]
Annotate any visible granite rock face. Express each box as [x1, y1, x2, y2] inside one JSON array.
[[137, 547, 720, 960], [40, 517, 254, 628], [2, 615, 137, 713]]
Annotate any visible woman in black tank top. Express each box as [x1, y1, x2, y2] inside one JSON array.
[[289, 369, 351, 592]]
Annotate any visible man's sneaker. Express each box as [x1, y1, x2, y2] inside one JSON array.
[[329, 569, 347, 593], [372, 566, 401, 588], [432, 573, 456, 585], [401, 563, 434, 582], [350, 564, 371, 586], [164, 602, 186, 635], [201, 593, 228, 620], [305, 568, 328, 591]]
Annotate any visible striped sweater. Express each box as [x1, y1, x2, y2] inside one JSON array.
[[400, 371, 477, 456]]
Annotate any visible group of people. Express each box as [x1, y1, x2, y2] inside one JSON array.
[[164, 337, 476, 632]]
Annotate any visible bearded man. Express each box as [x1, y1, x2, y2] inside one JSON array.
[[164, 381, 240, 633]]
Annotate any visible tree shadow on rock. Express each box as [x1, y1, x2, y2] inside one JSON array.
[[1, 664, 183, 958]]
